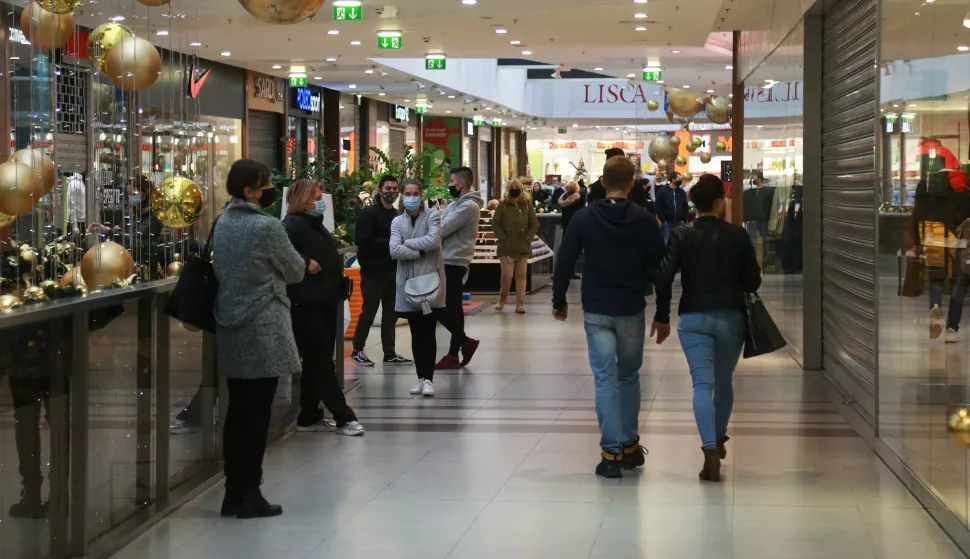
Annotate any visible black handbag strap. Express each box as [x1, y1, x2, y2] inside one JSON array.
[[203, 216, 220, 261]]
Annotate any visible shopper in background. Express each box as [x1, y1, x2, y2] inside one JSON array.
[[352, 175, 412, 367], [212, 159, 306, 519], [550, 180, 566, 210], [559, 180, 585, 232], [654, 174, 762, 483], [492, 178, 539, 313], [390, 179, 445, 397], [435, 166, 484, 370], [530, 179, 549, 205], [284, 179, 365, 437], [742, 174, 774, 267], [655, 171, 690, 245], [552, 156, 666, 479]]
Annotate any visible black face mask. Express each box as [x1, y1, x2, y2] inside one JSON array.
[[258, 187, 278, 208], [509, 188, 521, 198], [448, 185, 461, 199]]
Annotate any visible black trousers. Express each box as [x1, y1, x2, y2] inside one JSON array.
[[437, 265, 469, 356], [352, 272, 397, 355], [403, 311, 438, 381], [292, 304, 357, 427], [10, 376, 51, 490], [224, 377, 278, 493]]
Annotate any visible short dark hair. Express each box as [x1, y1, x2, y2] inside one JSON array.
[[669, 171, 682, 183], [689, 174, 725, 212], [602, 156, 636, 192], [379, 175, 399, 189], [226, 159, 270, 199], [450, 166, 473, 187], [605, 147, 626, 159]]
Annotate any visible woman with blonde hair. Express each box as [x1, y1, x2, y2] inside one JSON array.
[[492, 179, 539, 313], [283, 179, 364, 436]]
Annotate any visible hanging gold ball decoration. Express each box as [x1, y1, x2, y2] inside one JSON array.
[[136, 0, 172, 5], [675, 156, 688, 167], [0, 161, 42, 216], [682, 172, 693, 183], [705, 96, 732, 125], [657, 159, 669, 170], [166, 261, 184, 278], [949, 408, 970, 446], [151, 176, 204, 228], [23, 285, 48, 303], [700, 153, 712, 164], [646, 99, 659, 112], [686, 143, 698, 154], [691, 137, 704, 149], [59, 265, 87, 288], [238, 0, 328, 24], [19, 245, 38, 265], [105, 37, 162, 92], [80, 241, 135, 290], [669, 135, 681, 148], [715, 141, 728, 153], [87, 22, 134, 73], [36, 0, 83, 14], [0, 294, 23, 312], [648, 135, 677, 166], [12, 149, 56, 197], [665, 87, 705, 118], [21, 2, 75, 51]]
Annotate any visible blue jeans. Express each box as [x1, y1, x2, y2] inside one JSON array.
[[662, 221, 683, 245], [746, 221, 769, 266], [929, 249, 968, 330], [678, 310, 746, 450], [584, 312, 645, 454]]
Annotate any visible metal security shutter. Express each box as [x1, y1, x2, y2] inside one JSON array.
[[388, 128, 406, 161], [248, 110, 281, 170], [821, 0, 878, 426]]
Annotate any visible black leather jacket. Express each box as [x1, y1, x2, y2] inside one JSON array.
[[654, 216, 762, 323], [283, 212, 344, 309]]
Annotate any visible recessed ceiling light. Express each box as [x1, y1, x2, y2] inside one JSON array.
[[328, 30, 340, 35], [634, 0, 648, 3], [672, 50, 681, 54], [626, 73, 635, 78], [349, 84, 357, 89], [657, 80, 664, 84], [510, 40, 521, 45], [634, 12, 647, 18], [682, 85, 690, 89], [635, 26, 646, 31], [448, 95, 455, 98], [706, 89, 714, 93], [109, 15, 125, 22], [314, 76, 322, 80], [333, 0, 362, 5], [190, 41, 202, 46], [156, 30, 169, 36], [10, 56, 19, 60], [350, 40, 361, 46], [522, 50, 532, 55], [462, 0, 477, 4], [594, 67, 604, 71], [365, 69, 374, 74], [728, 93, 733, 98], [404, 99, 411, 102], [446, 110, 452, 113], [377, 31, 402, 38], [908, 103, 917, 107], [496, 28, 508, 34], [960, 45, 970, 52], [272, 64, 282, 69], [378, 92, 386, 96], [220, 51, 231, 56], [326, 57, 337, 62], [726, 64, 733, 70], [572, 123, 579, 128]]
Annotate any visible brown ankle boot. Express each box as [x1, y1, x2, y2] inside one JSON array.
[[699, 448, 721, 482], [716, 436, 730, 460]]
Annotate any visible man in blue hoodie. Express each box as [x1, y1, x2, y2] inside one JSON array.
[[552, 155, 668, 478]]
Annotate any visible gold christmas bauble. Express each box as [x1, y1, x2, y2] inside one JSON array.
[[682, 172, 693, 183], [137, 0, 172, 5], [675, 156, 687, 167], [691, 137, 704, 149], [21, 2, 75, 51], [646, 99, 659, 112], [238, 0, 327, 24], [0, 212, 13, 228], [23, 285, 48, 303], [167, 261, 183, 277], [36, 0, 83, 14], [151, 176, 204, 228], [665, 87, 704, 118], [669, 135, 681, 148], [87, 22, 133, 73], [105, 37, 162, 92], [173, 252, 182, 262], [715, 141, 727, 153], [686, 143, 698, 154], [80, 241, 135, 290], [700, 153, 712, 164], [0, 294, 23, 312], [0, 161, 42, 216], [59, 265, 87, 288], [648, 135, 677, 166], [949, 409, 970, 446], [12, 149, 56, 197], [19, 245, 37, 265], [657, 159, 668, 170], [705, 96, 732, 125], [39, 279, 57, 291]]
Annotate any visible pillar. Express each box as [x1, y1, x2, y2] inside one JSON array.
[[516, 131, 527, 177], [323, 88, 341, 185], [731, 31, 744, 226]]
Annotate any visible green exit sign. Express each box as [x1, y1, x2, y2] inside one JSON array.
[[289, 76, 307, 87], [415, 105, 428, 114], [492, 119, 503, 128], [378, 36, 402, 50], [426, 57, 446, 70], [333, 4, 362, 21], [642, 69, 662, 82], [558, 128, 567, 134]]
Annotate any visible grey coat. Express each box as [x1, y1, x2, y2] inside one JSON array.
[[212, 199, 306, 379], [390, 207, 446, 313]]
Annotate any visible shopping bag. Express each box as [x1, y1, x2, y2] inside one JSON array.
[[742, 293, 787, 359], [900, 250, 924, 298], [164, 219, 219, 332]]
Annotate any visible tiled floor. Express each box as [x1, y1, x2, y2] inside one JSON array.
[[111, 287, 967, 559]]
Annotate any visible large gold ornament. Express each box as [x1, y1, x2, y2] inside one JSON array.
[[87, 23, 134, 73], [12, 149, 56, 197], [691, 137, 704, 149], [137, 0, 172, 5], [167, 261, 184, 277], [669, 135, 681, 148], [0, 294, 23, 312], [36, 0, 83, 14], [665, 87, 705, 119], [0, 161, 42, 216], [675, 156, 687, 167], [647, 135, 679, 166], [59, 265, 87, 288], [238, 0, 328, 24], [21, 2, 75, 51], [105, 37, 162, 92], [686, 142, 698, 154], [23, 285, 48, 303], [151, 176, 204, 228], [949, 408, 970, 446], [682, 172, 693, 183], [80, 241, 135, 290], [646, 99, 659, 112], [700, 153, 712, 164], [705, 96, 732, 125], [715, 141, 728, 153]]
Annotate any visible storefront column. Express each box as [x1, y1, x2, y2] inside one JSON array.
[[357, 96, 377, 171], [493, 127, 503, 195], [802, 12, 824, 371], [516, 131, 527, 177], [323, 88, 341, 185], [731, 31, 744, 226]]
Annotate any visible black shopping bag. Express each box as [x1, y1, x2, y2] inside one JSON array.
[[742, 293, 787, 359], [164, 219, 219, 332]]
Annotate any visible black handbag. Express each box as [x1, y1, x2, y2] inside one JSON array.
[[742, 293, 787, 359], [164, 218, 219, 332]]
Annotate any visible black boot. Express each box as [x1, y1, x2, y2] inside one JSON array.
[[236, 489, 283, 519], [595, 450, 623, 479], [9, 485, 47, 519], [621, 436, 649, 470], [221, 484, 241, 517], [699, 448, 721, 482], [716, 436, 730, 460]]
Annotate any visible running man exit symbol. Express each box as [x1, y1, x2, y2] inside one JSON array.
[[378, 36, 402, 50], [333, 6, 361, 21], [426, 58, 446, 70]]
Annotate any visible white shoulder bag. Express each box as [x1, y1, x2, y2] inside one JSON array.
[[403, 216, 441, 315]]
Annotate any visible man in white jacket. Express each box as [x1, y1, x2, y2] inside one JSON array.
[[435, 166, 484, 369]]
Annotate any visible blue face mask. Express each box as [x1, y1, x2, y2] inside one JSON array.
[[402, 196, 422, 211], [129, 195, 142, 205], [311, 198, 327, 215]]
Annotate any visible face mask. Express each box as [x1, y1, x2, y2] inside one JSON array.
[[381, 191, 398, 205], [129, 195, 142, 205], [258, 187, 277, 208], [402, 196, 422, 211], [312, 199, 328, 215], [509, 188, 521, 198], [448, 184, 461, 199]]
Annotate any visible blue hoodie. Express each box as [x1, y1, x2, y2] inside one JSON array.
[[552, 198, 665, 317]]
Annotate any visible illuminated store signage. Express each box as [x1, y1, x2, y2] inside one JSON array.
[[294, 87, 321, 112], [394, 105, 410, 122]]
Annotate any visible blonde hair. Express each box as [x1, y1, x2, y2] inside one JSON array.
[[505, 179, 528, 202], [565, 181, 579, 194], [286, 179, 320, 214]]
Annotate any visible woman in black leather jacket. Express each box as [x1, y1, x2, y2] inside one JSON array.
[[283, 180, 364, 436], [653, 174, 761, 482]]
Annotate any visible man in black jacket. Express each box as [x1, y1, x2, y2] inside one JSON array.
[[655, 172, 689, 244], [552, 156, 667, 479], [352, 175, 411, 367], [588, 148, 651, 209]]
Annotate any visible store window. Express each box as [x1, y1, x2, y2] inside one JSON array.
[[339, 94, 357, 173]]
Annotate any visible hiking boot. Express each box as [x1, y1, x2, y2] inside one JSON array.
[[236, 490, 283, 519], [595, 450, 623, 479], [621, 437, 649, 470]]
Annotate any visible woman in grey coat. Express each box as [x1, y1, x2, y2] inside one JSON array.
[[212, 159, 306, 519], [390, 179, 445, 397]]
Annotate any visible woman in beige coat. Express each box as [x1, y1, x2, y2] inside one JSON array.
[[491, 179, 539, 313]]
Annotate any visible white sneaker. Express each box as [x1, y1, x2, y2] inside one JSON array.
[[296, 419, 336, 432], [946, 328, 960, 344], [422, 379, 436, 398], [410, 379, 425, 395], [336, 421, 366, 436], [930, 305, 944, 339]]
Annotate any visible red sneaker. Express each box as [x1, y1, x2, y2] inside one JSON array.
[[459, 338, 480, 366], [435, 354, 462, 370]]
